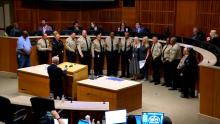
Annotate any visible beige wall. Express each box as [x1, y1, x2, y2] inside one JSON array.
[[0, 0, 12, 36]]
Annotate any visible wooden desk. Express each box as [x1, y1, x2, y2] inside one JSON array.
[[77, 76, 142, 112], [9, 95, 109, 124], [9, 95, 109, 111], [17, 62, 88, 99]]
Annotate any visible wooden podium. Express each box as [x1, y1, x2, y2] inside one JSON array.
[[18, 62, 88, 99], [77, 76, 142, 112]]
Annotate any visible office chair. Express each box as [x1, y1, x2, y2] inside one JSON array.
[[30, 97, 56, 124], [0, 96, 27, 124]]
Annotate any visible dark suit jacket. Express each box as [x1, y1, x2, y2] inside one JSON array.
[[52, 38, 64, 57], [47, 64, 67, 96]]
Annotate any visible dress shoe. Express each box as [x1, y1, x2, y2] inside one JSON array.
[[150, 80, 155, 83], [168, 88, 177, 90], [161, 83, 166, 86], [119, 75, 125, 78], [154, 82, 160, 85], [180, 94, 189, 98]]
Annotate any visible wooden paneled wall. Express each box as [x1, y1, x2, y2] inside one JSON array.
[[12, 0, 220, 37]]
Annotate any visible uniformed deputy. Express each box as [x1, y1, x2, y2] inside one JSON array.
[[65, 32, 77, 63], [161, 37, 172, 87], [77, 30, 92, 74], [91, 33, 105, 76], [151, 36, 162, 85], [120, 31, 133, 78], [168, 37, 182, 90], [37, 33, 52, 64], [105, 31, 119, 76], [52, 34, 64, 64]]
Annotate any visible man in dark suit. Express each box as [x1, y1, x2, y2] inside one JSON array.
[[47, 56, 67, 100]]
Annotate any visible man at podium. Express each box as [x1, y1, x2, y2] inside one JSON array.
[[47, 56, 67, 99]]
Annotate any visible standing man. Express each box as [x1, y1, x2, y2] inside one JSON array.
[[16, 30, 32, 68], [47, 56, 67, 100], [151, 36, 162, 85], [52, 34, 64, 63], [37, 33, 51, 64], [91, 33, 105, 76], [120, 31, 133, 78], [168, 37, 182, 90], [65, 32, 77, 63], [161, 37, 172, 87], [77, 30, 92, 74], [105, 31, 120, 76]]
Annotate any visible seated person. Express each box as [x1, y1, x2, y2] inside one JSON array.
[[68, 21, 82, 35], [192, 27, 205, 41], [47, 56, 67, 100], [206, 29, 220, 48], [116, 21, 131, 36], [6, 22, 22, 36], [38, 19, 53, 34], [163, 116, 172, 124], [133, 22, 149, 36], [88, 22, 102, 35]]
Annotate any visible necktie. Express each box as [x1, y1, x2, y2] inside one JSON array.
[[152, 44, 155, 53], [162, 45, 168, 58], [111, 38, 113, 52], [124, 38, 127, 52], [85, 37, 89, 51], [44, 39, 47, 48]]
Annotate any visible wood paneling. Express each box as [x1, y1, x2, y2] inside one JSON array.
[[197, 0, 220, 36], [200, 65, 220, 119], [11, 0, 220, 38], [175, 1, 198, 37]]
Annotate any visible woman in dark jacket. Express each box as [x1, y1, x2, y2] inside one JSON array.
[[178, 47, 198, 98]]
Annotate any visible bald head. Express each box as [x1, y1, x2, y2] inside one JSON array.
[[52, 56, 59, 65]]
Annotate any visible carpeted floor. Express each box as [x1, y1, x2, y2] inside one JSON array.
[[0, 72, 219, 124]]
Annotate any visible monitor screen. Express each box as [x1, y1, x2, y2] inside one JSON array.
[[135, 115, 142, 124], [105, 109, 127, 124], [78, 119, 89, 124], [142, 112, 164, 124], [54, 119, 68, 124], [127, 115, 142, 124]]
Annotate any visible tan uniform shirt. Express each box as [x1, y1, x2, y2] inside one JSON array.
[[105, 36, 119, 52], [120, 37, 133, 52], [77, 36, 92, 57], [91, 39, 105, 57], [151, 42, 162, 60], [161, 44, 172, 62], [65, 36, 77, 52], [169, 43, 182, 62], [77, 36, 92, 51], [37, 38, 50, 51]]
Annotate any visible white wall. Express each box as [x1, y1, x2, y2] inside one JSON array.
[[0, 1, 11, 36]]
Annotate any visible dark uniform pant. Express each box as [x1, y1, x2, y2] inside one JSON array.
[[170, 59, 180, 89], [66, 50, 76, 63], [107, 51, 118, 76], [152, 57, 161, 83], [121, 51, 130, 77], [80, 51, 91, 74], [94, 52, 104, 76], [38, 51, 49, 64], [163, 61, 172, 86]]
